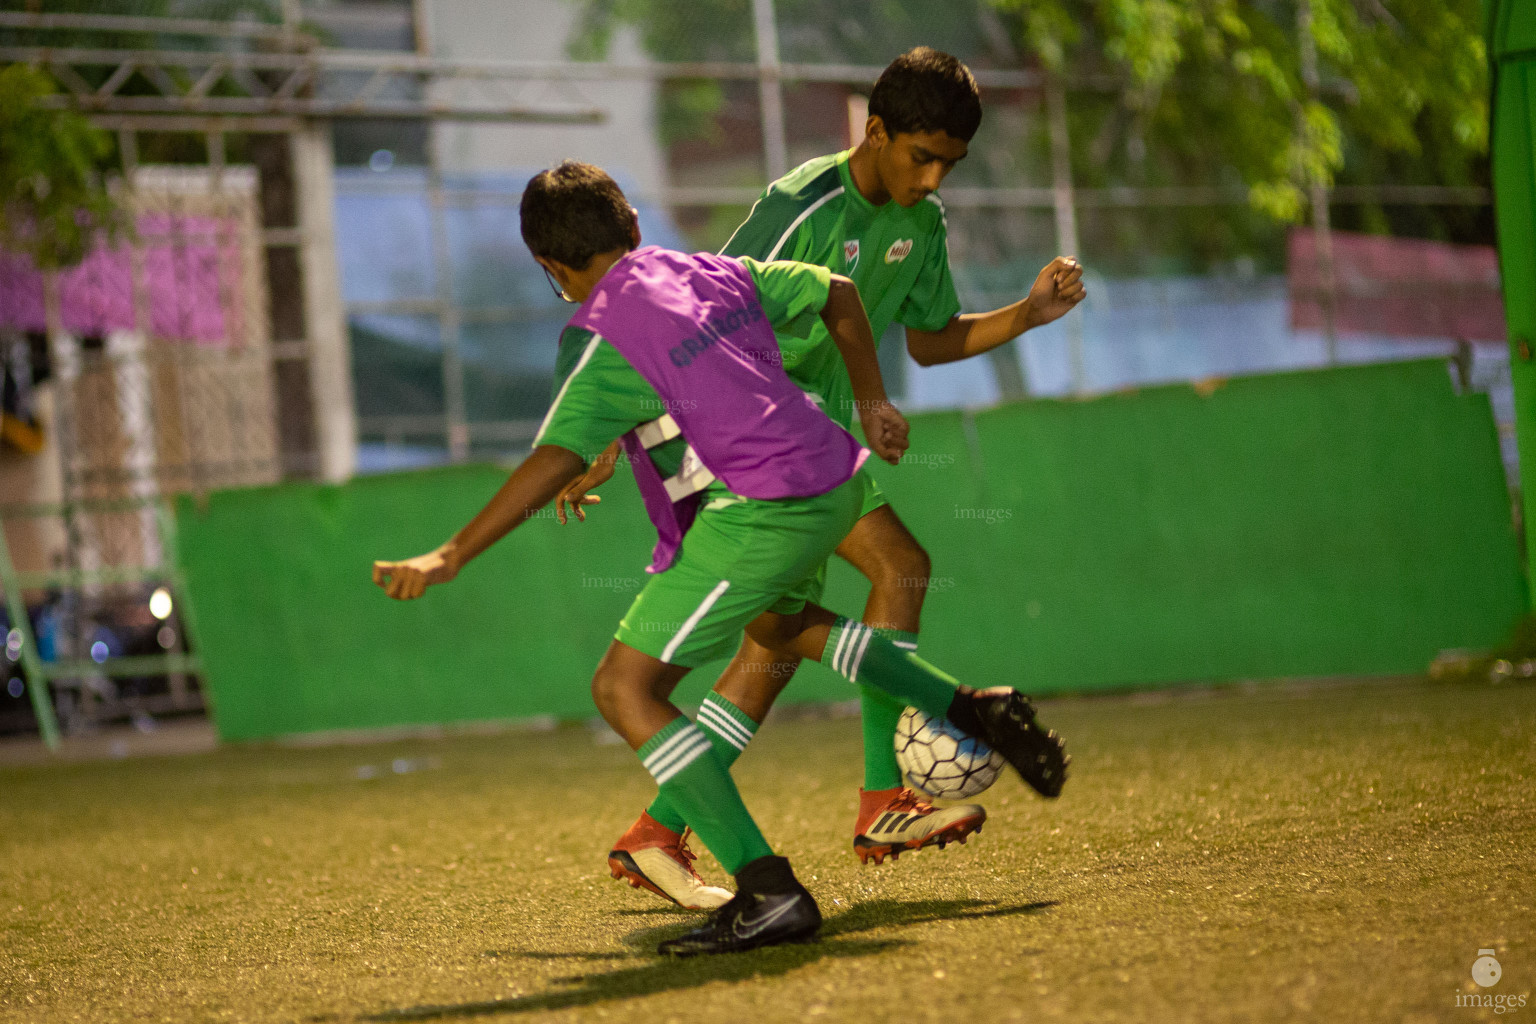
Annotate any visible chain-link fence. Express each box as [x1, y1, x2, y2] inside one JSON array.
[[1, 164, 277, 742]]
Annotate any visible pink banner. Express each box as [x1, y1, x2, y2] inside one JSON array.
[[1288, 228, 1506, 342], [0, 214, 244, 344]]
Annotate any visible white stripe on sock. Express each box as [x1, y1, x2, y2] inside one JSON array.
[[697, 718, 746, 751], [892, 640, 918, 651], [645, 727, 708, 774], [650, 733, 713, 786], [660, 580, 732, 664], [697, 716, 746, 752], [828, 624, 852, 676], [698, 699, 753, 739], [848, 626, 875, 682], [642, 724, 707, 774], [837, 624, 868, 677], [697, 702, 753, 750], [832, 624, 854, 675], [645, 729, 711, 782]]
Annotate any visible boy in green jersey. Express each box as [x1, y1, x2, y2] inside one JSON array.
[[561, 48, 1085, 890], [372, 162, 1068, 955]]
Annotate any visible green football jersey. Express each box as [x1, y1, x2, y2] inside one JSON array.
[[533, 325, 688, 470], [720, 149, 962, 428]]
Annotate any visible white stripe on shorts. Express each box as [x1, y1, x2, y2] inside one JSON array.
[[660, 580, 732, 664]]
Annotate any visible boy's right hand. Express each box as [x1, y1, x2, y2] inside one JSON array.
[[555, 442, 622, 524], [555, 466, 610, 524], [859, 400, 910, 465], [555, 482, 602, 524], [373, 547, 458, 600]]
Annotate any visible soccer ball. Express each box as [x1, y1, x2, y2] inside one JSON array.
[[894, 707, 1005, 799]]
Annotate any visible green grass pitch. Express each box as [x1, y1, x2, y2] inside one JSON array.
[[2, 678, 1532, 1022]]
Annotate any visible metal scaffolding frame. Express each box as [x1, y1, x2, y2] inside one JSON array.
[[4, 6, 1493, 448]]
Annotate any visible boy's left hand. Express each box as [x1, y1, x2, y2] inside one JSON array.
[[373, 547, 458, 601], [1027, 256, 1087, 327], [858, 400, 910, 465]]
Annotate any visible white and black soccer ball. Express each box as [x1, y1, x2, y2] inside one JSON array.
[[894, 707, 1006, 799]]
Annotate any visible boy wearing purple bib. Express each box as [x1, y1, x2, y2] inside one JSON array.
[[373, 162, 1067, 956]]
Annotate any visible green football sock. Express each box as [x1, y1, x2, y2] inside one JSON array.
[[646, 693, 759, 833], [638, 716, 772, 875], [859, 630, 915, 791], [823, 617, 958, 721]]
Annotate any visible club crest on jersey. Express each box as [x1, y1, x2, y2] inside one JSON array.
[[885, 239, 914, 264], [842, 239, 860, 271]]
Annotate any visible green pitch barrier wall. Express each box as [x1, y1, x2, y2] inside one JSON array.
[[178, 359, 1526, 741], [1490, 0, 1536, 610]]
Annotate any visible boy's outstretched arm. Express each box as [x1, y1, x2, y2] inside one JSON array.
[[819, 274, 909, 464], [905, 256, 1085, 367], [372, 444, 586, 600]]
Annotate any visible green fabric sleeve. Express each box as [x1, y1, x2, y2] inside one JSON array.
[[737, 256, 832, 335], [532, 329, 661, 461], [720, 191, 800, 261]]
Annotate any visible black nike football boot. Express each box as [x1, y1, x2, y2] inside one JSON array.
[[657, 855, 821, 956], [947, 686, 1070, 798]]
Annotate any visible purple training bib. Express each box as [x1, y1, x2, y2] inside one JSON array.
[[568, 246, 868, 571]]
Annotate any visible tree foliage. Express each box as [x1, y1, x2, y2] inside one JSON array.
[[0, 0, 285, 267], [0, 64, 122, 269], [567, 0, 1020, 146], [993, 0, 1488, 222], [569, 0, 1489, 245]]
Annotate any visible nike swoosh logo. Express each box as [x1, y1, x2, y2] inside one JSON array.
[[732, 898, 799, 938]]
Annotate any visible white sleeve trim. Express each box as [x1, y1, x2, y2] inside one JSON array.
[[765, 187, 845, 261], [532, 333, 604, 448], [924, 192, 948, 229]]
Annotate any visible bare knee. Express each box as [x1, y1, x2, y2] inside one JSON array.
[[590, 662, 626, 725], [868, 536, 931, 593], [744, 610, 803, 652], [589, 642, 658, 724], [839, 509, 932, 595], [715, 636, 800, 722]]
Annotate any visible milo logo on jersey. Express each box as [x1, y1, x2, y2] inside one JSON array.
[[885, 239, 914, 264], [668, 303, 766, 368]]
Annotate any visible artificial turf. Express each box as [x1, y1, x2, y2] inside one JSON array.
[[1, 677, 1532, 1023]]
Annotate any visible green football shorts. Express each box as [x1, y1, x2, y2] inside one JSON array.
[[855, 468, 888, 520], [766, 468, 890, 619], [615, 473, 867, 667]]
